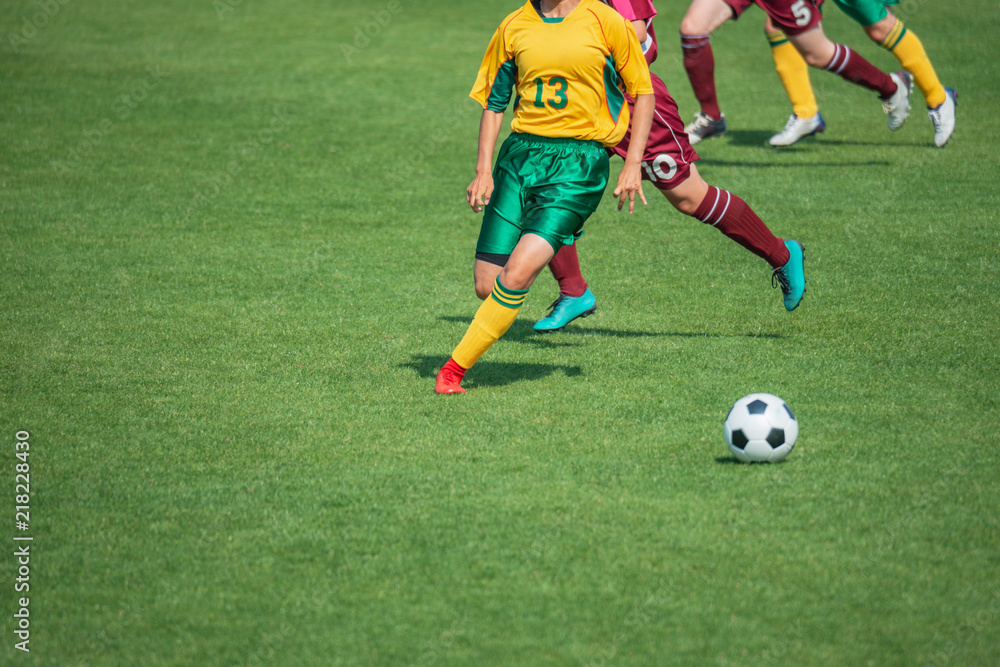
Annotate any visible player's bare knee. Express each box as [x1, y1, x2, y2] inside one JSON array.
[[679, 9, 714, 41], [865, 17, 894, 43], [474, 281, 492, 300], [864, 27, 882, 43], [675, 197, 701, 217], [497, 268, 534, 292], [804, 50, 832, 69], [679, 21, 699, 38]]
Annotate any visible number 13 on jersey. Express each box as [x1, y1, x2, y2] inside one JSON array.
[[533, 76, 568, 109]]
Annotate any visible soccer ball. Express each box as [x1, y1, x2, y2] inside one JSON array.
[[724, 393, 798, 463]]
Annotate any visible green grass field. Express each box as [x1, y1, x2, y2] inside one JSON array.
[[2, 0, 1000, 664]]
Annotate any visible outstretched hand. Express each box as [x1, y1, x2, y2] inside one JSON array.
[[613, 162, 647, 214]]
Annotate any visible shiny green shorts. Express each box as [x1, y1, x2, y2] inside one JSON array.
[[831, 0, 897, 27], [475, 133, 610, 259]]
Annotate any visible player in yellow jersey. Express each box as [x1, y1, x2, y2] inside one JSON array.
[[435, 0, 655, 394]]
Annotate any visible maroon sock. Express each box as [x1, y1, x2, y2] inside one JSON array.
[[681, 34, 721, 119], [824, 44, 896, 97], [548, 243, 588, 297], [693, 186, 790, 269]]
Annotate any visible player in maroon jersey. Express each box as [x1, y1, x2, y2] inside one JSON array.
[[534, 0, 806, 332], [680, 0, 912, 144]]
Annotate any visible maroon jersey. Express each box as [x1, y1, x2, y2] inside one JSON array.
[[609, 73, 700, 191], [602, 0, 698, 190], [756, 0, 824, 35], [724, 0, 825, 35], [722, 0, 755, 19]]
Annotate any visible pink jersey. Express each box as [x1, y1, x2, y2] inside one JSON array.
[[606, 0, 655, 20], [627, 0, 656, 21], [602, 0, 658, 63], [604, 0, 636, 20]]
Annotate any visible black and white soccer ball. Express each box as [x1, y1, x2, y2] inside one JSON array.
[[724, 393, 798, 463]]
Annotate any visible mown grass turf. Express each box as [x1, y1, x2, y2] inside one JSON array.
[[2, 0, 999, 664]]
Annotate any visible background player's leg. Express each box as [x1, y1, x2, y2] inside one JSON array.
[[789, 24, 911, 130], [766, 19, 825, 146], [545, 244, 588, 298], [661, 165, 805, 310], [767, 20, 817, 120], [789, 24, 892, 94], [664, 165, 789, 268], [867, 12, 956, 146], [535, 243, 596, 333], [679, 0, 737, 144], [867, 13, 945, 107]]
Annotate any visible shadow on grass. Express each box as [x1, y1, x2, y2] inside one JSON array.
[[714, 456, 745, 465], [438, 317, 783, 342], [719, 129, 775, 147], [712, 129, 907, 156], [704, 157, 893, 168], [714, 456, 790, 465], [414, 317, 783, 389], [403, 354, 582, 389]]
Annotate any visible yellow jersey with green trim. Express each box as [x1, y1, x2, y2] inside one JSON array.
[[470, 0, 653, 147]]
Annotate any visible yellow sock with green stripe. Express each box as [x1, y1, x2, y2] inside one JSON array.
[[881, 20, 946, 108], [451, 278, 528, 370], [767, 29, 818, 119]]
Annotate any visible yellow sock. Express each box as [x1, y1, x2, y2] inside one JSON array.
[[767, 29, 818, 119], [451, 278, 527, 370], [881, 20, 946, 108]]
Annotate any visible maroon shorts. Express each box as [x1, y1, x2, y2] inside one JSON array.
[[755, 0, 824, 35], [609, 73, 699, 191], [723, 0, 755, 19]]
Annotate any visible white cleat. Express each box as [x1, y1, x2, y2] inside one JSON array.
[[882, 70, 912, 131], [928, 87, 957, 148], [769, 113, 826, 146], [684, 111, 727, 145]]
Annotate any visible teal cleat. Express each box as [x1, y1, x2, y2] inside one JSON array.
[[772, 240, 806, 311], [533, 289, 597, 332]]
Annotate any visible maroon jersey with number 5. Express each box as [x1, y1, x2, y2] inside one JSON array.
[[723, 0, 825, 35]]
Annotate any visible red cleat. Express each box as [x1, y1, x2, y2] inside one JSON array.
[[435, 359, 467, 394]]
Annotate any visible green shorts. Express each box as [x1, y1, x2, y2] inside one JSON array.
[[831, 0, 897, 27], [475, 132, 610, 259]]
